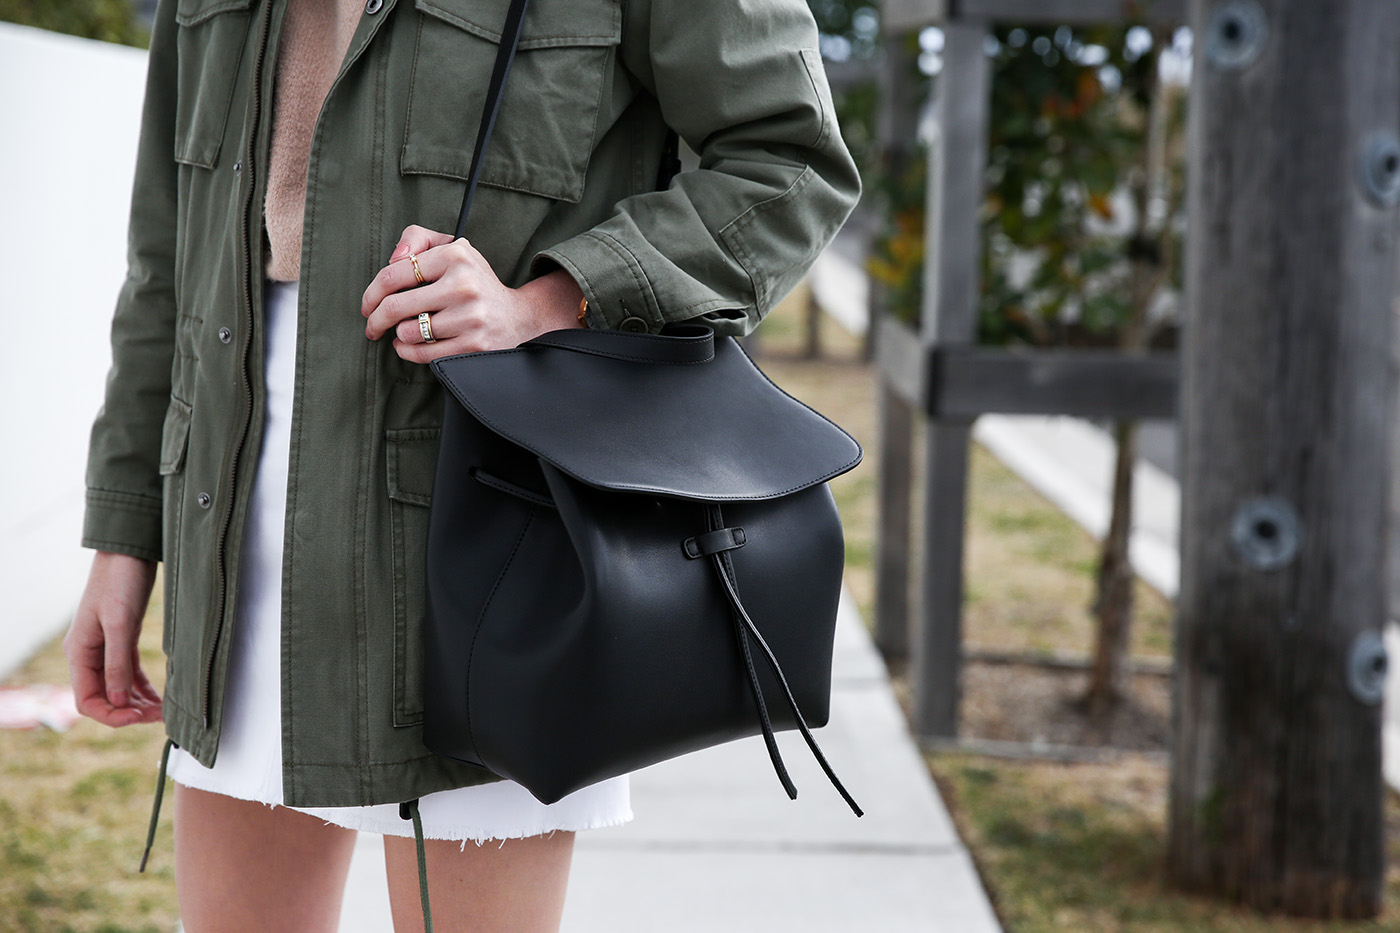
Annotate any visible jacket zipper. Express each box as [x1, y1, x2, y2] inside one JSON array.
[[202, 0, 275, 728]]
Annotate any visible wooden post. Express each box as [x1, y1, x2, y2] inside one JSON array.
[[876, 383, 915, 659], [803, 289, 822, 359], [874, 32, 923, 660], [1168, 0, 1400, 916], [911, 19, 990, 738]]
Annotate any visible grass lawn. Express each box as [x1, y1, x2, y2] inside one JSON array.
[[3, 284, 1396, 930], [933, 752, 1400, 933]]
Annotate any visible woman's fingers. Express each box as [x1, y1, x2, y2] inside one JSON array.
[[362, 232, 555, 362], [365, 240, 489, 340], [365, 278, 468, 341], [131, 653, 165, 717], [389, 224, 455, 264], [66, 552, 159, 729], [102, 618, 135, 708], [361, 226, 462, 320], [68, 619, 144, 727]]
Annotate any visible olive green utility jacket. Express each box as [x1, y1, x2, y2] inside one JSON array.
[[84, 0, 860, 807]]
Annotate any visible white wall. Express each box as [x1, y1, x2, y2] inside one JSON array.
[[0, 23, 148, 677]]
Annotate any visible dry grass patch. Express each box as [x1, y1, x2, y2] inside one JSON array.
[[1, 581, 176, 933], [930, 752, 1400, 932]]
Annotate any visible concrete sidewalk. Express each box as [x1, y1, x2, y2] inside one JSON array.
[[333, 590, 1002, 932]]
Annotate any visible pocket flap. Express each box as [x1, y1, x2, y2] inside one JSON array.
[[414, 0, 620, 48], [159, 398, 194, 476], [386, 428, 442, 507], [176, 0, 254, 27]]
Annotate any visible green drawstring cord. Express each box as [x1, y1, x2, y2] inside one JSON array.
[[400, 799, 434, 933], [139, 739, 175, 873]]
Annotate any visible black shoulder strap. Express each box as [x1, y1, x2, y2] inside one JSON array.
[[455, 0, 532, 238], [455, 0, 680, 237], [657, 128, 681, 190]]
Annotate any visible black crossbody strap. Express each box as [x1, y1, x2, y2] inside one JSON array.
[[454, 0, 533, 238], [402, 10, 533, 927]]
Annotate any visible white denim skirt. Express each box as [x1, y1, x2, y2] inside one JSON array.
[[167, 278, 632, 842]]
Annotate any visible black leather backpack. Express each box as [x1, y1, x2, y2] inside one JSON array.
[[423, 324, 863, 814]]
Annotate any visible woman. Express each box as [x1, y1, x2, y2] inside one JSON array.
[[65, 0, 860, 928]]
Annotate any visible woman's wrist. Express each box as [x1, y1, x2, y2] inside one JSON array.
[[519, 268, 587, 334]]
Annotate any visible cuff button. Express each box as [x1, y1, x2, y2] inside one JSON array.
[[619, 316, 649, 333]]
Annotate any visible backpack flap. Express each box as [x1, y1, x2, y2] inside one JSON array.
[[428, 325, 863, 502]]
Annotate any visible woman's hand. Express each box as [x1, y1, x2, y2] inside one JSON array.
[[64, 552, 162, 727], [361, 225, 586, 362]]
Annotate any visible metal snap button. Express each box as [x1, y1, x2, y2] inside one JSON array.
[[364, 0, 382, 13], [233, 160, 242, 175], [218, 327, 232, 344], [197, 492, 212, 509], [619, 316, 649, 333]]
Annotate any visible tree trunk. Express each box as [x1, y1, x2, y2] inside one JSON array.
[[1167, 0, 1400, 916], [1086, 418, 1138, 716], [1085, 29, 1175, 716]]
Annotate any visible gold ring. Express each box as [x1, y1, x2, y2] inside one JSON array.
[[417, 311, 436, 343], [408, 251, 425, 285]]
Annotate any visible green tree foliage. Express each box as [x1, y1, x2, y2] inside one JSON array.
[[864, 23, 1185, 349], [0, 0, 147, 47], [981, 24, 1176, 348]]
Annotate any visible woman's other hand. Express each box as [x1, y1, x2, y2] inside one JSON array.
[[361, 225, 585, 363], [65, 552, 162, 727]]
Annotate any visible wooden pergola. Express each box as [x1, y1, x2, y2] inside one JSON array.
[[871, 0, 1400, 916], [873, 0, 1185, 738]]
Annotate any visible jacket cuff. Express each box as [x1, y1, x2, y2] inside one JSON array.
[[82, 489, 163, 562], [533, 232, 662, 334]]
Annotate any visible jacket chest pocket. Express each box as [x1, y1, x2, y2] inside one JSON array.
[[174, 0, 254, 168], [401, 0, 621, 202], [386, 428, 441, 727]]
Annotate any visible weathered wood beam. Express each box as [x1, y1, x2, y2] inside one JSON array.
[[930, 347, 1179, 418], [875, 315, 925, 408], [881, 0, 1184, 33], [961, 0, 1185, 25], [911, 20, 990, 740], [1168, 0, 1400, 917], [880, 0, 947, 34], [876, 318, 1179, 417], [876, 382, 916, 659], [873, 34, 925, 662]]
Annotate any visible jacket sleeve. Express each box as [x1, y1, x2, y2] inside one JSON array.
[[82, 0, 181, 561], [533, 0, 860, 336]]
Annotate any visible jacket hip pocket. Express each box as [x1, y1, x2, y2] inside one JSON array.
[[386, 428, 441, 727], [173, 0, 254, 168], [159, 397, 194, 657], [401, 0, 621, 203]]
